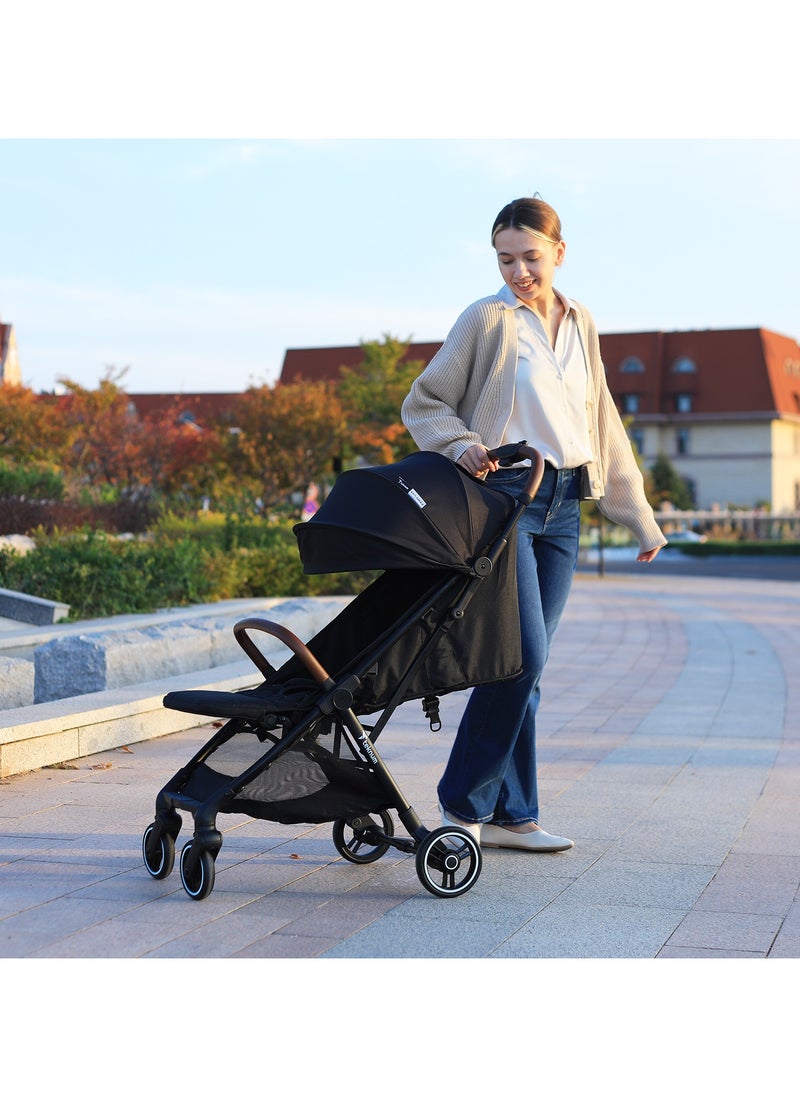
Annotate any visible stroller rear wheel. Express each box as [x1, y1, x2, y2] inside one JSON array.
[[179, 840, 216, 900], [415, 827, 482, 898], [332, 810, 395, 864], [142, 823, 176, 880]]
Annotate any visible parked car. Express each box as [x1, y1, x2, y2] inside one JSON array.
[[666, 529, 707, 544]]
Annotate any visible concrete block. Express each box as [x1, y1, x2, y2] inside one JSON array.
[[0, 656, 35, 708], [30, 597, 350, 705], [34, 623, 215, 703], [0, 587, 69, 626]]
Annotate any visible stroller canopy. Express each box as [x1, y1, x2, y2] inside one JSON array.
[[294, 451, 515, 574]]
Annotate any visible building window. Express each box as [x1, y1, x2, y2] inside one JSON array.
[[676, 428, 690, 455], [622, 394, 640, 414], [630, 428, 645, 455], [675, 393, 693, 413], [672, 355, 697, 373], [620, 356, 645, 373]]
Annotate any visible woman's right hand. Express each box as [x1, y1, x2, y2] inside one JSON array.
[[457, 444, 500, 478]]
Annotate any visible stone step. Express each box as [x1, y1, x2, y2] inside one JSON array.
[[0, 587, 69, 626], [0, 596, 350, 778]]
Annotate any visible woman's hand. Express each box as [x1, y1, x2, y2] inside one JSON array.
[[457, 444, 500, 478], [637, 546, 663, 563]]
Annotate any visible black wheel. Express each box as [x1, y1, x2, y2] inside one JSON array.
[[179, 840, 216, 900], [142, 823, 176, 879], [415, 827, 482, 898], [332, 810, 395, 864]]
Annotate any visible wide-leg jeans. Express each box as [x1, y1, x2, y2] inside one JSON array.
[[438, 464, 582, 825]]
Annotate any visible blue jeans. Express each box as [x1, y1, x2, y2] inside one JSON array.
[[438, 464, 582, 825]]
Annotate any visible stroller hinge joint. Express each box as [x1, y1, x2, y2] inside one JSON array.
[[319, 674, 360, 714]]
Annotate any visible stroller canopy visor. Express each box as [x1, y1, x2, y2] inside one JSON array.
[[294, 452, 515, 574]]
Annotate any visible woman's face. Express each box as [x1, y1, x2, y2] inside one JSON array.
[[494, 226, 566, 308]]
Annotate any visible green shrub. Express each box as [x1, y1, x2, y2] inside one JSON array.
[[0, 460, 65, 501], [0, 524, 377, 621], [677, 540, 800, 557], [0, 530, 216, 620]]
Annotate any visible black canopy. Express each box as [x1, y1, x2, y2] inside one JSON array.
[[294, 452, 515, 574]]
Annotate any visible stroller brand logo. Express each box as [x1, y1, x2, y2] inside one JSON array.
[[398, 476, 427, 509]]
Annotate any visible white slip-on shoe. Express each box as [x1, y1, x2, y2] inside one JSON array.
[[480, 822, 574, 852], [439, 803, 481, 842]]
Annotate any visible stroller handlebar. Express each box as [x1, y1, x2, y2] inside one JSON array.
[[486, 441, 546, 505], [234, 618, 333, 687]]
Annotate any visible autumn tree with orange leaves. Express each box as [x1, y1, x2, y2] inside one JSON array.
[[226, 378, 348, 509], [53, 370, 225, 507]]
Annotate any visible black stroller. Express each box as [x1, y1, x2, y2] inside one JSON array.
[[141, 442, 545, 900]]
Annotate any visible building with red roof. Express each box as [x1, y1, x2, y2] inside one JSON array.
[[278, 328, 800, 511], [4, 310, 799, 510]]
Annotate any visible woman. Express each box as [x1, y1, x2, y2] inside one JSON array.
[[401, 196, 666, 852]]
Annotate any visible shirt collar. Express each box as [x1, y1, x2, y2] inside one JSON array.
[[497, 283, 575, 315]]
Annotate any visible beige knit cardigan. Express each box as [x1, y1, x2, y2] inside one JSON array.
[[401, 294, 667, 553]]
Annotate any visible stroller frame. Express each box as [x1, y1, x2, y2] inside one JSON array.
[[142, 443, 544, 900]]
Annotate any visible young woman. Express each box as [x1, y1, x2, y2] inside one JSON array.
[[401, 196, 666, 851]]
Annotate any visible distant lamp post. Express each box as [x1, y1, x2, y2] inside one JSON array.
[[597, 512, 605, 578]]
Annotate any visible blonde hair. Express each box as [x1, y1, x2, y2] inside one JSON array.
[[491, 196, 563, 246]]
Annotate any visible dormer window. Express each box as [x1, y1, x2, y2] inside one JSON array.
[[672, 356, 697, 373], [620, 356, 645, 373]]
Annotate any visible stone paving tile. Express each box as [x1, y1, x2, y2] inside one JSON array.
[[657, 945, 764, 958], [552, 858, 714, 911], [664, 909, 783, 954], [490, 902, 686, 959], [693, 880, 798, 917], [235, 933, 340, 958]]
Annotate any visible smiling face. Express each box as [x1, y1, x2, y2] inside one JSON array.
[[494, 226, 566, 310]]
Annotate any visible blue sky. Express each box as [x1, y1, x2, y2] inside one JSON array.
[[3, 138, 799, 395], [2, 4, 798, 396]]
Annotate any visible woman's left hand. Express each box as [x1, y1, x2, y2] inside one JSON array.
[[637, 546, 663, 563]]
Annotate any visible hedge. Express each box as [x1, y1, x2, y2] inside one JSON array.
[[0, 522, 374, 622]]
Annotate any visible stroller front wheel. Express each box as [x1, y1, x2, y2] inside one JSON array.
[[142, 823, 176, 880], [179, 841, 216, 900], [332, 810, 395, 864], [415, 827, 482, 898]]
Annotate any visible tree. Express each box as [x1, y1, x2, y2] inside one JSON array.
[[56, 369, 149, 497], [54, 369, 226, 512], [336, 335, 421, 465], [649, 452, 695, 510], [227, 379, 348, 509], [0, 383, 65, 464]]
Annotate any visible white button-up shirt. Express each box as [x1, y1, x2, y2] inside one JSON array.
[[499, 284, 595, 469]]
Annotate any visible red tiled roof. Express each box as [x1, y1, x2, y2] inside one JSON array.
[[601, 328, 800, 417], [280, 343, 444, 384], [127, 392, 244, 424], [279, 328, 800, 419]]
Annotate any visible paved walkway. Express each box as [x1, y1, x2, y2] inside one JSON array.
[[1, 570, 798, 961]]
